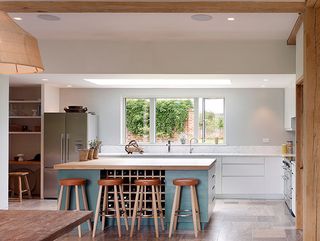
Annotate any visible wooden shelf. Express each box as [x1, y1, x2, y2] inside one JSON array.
[[9, 116, 41, 119], [9, 160, 41, 165], [9, 100, 41, 104], [9, 132, 41, 135]]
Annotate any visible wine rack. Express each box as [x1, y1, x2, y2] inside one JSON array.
[[100, 170, 166, 218]]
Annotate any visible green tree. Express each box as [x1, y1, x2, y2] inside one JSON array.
[[126, 99, 150, 136]]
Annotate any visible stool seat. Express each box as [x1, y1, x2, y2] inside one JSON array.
[[9, 172, 29, 176], [98, 178, 123, 186], [59, 178, 86, 186], [173, 178, 199, 186], [134, 178, 161, 186]]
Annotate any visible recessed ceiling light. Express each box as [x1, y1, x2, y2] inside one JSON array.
[[37, 14, 61, 21], [261, 85, 266, 88], [67, 85, 72, 88], [263, 79, 269, 82], [227, 17, 235, 21], [41, 78, 48, 81], [191, 14, 213, 21], [13, 17, 22, 21]]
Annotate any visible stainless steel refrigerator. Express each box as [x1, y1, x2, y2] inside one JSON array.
[[44, 113, 97, 198]]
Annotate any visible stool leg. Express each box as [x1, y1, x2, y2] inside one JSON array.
[[155, 185, 165, 231], [18, 176, 22, 202], [169, 186, 179, 238], [192, 186, 201, 231], [173, 186, 181, 231], [190, 186, 198, 238], [92, 185, 103, 238], [75, 185, 82, 238], [130, 185, 141, 238], [119, 184, 129, 231], [137, 185, 144, 231], [101, 186, 108, 231], [23, 175, 32, 199], [114, 185, 122, 238], [151, 185, 159, 238], [81, 185, 92, 231], [65, 186, 70, 210], [10, 176, 15, 198], [57, 185, 64, 210]]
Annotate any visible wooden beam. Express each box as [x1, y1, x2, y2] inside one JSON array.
[[303, 6, 320, 241], [295, 82, 303, 230], [287, 14, 304, 45], [0, 1, 305, 13], [306, 0, 318, 7]]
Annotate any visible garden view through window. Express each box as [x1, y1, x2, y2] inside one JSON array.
[[125, 98, 225, 144]]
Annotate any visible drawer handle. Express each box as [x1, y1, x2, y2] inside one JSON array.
[[212, 185, 215, 190], [211, 174, 215, 179], [212, 196, 216, 202]]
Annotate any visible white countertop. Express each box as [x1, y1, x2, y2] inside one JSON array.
[[100, 153, 295, 158], [54, 157, 216, 170]]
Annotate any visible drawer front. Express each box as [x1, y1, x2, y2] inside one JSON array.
[[222, 164, 265, 177], [222, 157, 265, 164], [222, 177, 265, 194]]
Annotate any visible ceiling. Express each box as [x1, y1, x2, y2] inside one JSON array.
[[9, 74, 296, 88], [9, 13, 298, 41]]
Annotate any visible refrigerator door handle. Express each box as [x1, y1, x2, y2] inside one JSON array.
[[60, 133, 64, 163], [66, 133, 70, 162]]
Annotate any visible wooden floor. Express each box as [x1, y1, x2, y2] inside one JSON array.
[[9, 199, 302, 241]]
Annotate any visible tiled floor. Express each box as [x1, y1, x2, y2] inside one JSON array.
[[9, 199, 302, 241]]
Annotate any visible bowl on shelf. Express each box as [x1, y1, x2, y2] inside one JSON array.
[[64, 106, 88, 113]]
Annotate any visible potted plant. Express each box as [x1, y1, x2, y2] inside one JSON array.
[[93, 139, 102, 159], [88, 140, 95, 160]]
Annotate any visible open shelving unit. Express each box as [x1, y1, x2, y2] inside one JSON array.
[[101, 170, 166, 217], [8, 86, 42, 197]]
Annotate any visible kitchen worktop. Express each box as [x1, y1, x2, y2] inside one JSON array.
[[54, 157, 216, 170], [100, 153, 295, 158]]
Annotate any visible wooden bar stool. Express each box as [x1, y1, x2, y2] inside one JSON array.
[[57, 178, 91, 238], [9, 172, 32, 202], [169, 178, 201, 238], [92, 178, 129, 238], [130, 178, 164, 238]]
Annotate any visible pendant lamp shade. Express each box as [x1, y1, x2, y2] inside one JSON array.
[[0, 11, 44, 74]]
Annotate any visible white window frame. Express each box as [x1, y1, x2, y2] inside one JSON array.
[[122, 97, 226, 145]]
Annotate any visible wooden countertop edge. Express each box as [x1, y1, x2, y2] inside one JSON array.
[[43, 211, 93, 241], [54, 159, 216, 171], [54, 165, 213, 171]]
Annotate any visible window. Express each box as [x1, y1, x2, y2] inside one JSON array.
[[123, 97, 225, 145], [199, 98, 225, 144], [156, 99, 194, 143], [125, 98, 150, 143]]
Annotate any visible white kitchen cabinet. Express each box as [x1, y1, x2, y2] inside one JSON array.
[[218, 156, 284, 198], [284, 81, 296, 130], [265, 157, 284, 194], [222, 177, 265, 194], [215, 157, 222, 195], [292, 161, 296, 216]]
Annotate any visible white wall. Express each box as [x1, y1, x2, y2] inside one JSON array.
[[0, 76, 9, 209], [42, 84, 60, 112], [60, 88, 288, 146], [296, 24, 304, 80], [40, 40, 295, 74]]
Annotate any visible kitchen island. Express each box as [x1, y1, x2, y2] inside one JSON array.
[[54, 157, 216, 230]]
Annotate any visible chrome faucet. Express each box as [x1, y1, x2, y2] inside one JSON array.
[[189, 138, 198, 154], [166, 140, 171, 153]]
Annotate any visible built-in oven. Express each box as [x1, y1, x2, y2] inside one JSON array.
[[282, 159, 292, 212]]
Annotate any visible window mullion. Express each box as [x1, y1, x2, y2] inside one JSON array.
[[193, 98, 199, 141], [150, 98, 156, 144]]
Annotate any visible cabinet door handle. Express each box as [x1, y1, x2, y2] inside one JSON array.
[[66, 133, 70, 162], [212, 174, 215, 179], [60, 133, 64, 163], [212, 185, 215, 190]]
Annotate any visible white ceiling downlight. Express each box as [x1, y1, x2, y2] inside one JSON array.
[[227, 17, 235, 21], [37, 14, 61, 21], [13, 17, 22, 21], [191, 14, 213, 21]]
